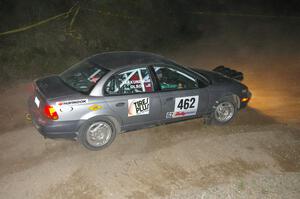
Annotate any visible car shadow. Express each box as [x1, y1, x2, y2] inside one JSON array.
[[232, 106, 278, 125]]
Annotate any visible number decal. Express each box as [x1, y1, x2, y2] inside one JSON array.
[[177, 100, 183, 110], [176, 97, 197, 111], [169, 96, 199, 118], [190, 98, 195, 108]]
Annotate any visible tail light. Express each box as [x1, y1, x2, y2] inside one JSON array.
[[44, 104, 59, 120]]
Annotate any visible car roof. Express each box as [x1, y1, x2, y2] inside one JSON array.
[[88, 51, 177, 70]]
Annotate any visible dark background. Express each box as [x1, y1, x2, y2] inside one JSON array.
[[0, 0, 300, 84]]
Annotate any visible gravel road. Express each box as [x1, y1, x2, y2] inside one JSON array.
[[0, 40, 299, 199]]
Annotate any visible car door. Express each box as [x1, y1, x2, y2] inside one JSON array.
[[151, 64, 209, 122], [103, 66, 161, 131]]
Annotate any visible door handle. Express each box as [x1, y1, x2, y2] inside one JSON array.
[[115, 102, 125, 107], [166, 97, 173, 102]]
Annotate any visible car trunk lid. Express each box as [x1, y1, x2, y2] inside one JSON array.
[[35, 75, 79, 100]]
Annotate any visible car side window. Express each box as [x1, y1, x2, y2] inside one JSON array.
[[153, 65, 198, 91], [104, 67, 153, 95]]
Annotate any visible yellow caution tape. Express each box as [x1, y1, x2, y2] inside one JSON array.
[[4, 2, 296, 39], [0, 3, 136, 38], [65, 5, 82, 40], [0, 12, 68, 36], [0, 2, 79, 37], [81, 8, 136, 19], [189, 11, 300, 19]]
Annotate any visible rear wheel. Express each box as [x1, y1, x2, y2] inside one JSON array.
[[78, 118, 117, 150], [204, 96, 238, 125]]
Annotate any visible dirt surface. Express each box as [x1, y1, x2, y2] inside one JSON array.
[[0, 40, 300, 198]]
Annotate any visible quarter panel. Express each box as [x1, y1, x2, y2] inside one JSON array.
[[49, 96, 114, 122]]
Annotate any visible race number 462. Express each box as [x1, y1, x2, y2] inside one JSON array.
[[174, 96, 199, 112]]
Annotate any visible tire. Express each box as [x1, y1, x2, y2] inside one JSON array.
[[78, 117, 117, 151], [204, 96, 238, 125]]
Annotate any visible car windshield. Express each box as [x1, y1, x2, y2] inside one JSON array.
[[60, 60, 109, 94]]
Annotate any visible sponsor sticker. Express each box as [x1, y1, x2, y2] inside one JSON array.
[[166, 111, 197, 119], [128, 97, 150, 117], [60, 106, 73, 112], [89, 104, 102, 111], [166, 95, 199, 118], [56, 99, 88, 106]]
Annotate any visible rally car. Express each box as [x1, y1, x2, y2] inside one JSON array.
[[28, 51, 251, 150]]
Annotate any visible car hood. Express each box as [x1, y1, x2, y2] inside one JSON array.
[[191, 68, 237, 83], [190, 67, 248, 90], [35, 75, 79, 99]]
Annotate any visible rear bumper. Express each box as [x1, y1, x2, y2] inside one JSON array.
[[31, 118, 83, 139], [28, 96, 83, 139]]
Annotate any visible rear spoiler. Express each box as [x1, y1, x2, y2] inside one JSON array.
[[213, 65, 244, 81]]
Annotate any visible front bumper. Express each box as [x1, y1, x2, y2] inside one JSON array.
[[28, 97, 83, 139], [240, 91, 252, 109]]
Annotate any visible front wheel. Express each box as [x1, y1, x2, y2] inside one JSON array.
[[78, 118, 116, 151], [204, 96, 238, 125]]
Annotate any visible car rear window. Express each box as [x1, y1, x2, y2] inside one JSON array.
[[60, 60, 109, 94]]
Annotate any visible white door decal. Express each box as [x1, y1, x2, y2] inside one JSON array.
[[166, 96, 199, 118], [128, 97, 150, 117]]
